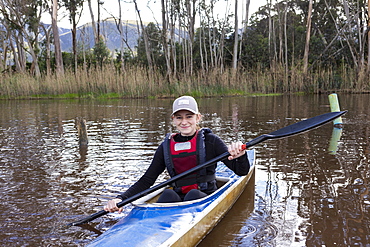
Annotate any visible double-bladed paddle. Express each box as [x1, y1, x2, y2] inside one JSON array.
[[67, 110, 347, 227]]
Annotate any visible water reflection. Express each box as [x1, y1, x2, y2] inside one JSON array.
[[0, 95, 369, 246]]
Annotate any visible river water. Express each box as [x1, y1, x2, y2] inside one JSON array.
[[0, 94, 368, 246]]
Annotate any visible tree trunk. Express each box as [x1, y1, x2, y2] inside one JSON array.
[[284, 3, 288, 90], [52, 0, 64, 75], [277, 3, 283, 64], [97, 0, 101, 38], [161, 0, 172, 80], [232, 0, 238, 70], [185, 0, 196, 76], [133, 0, 153, 70], [1, 23, 12, 72], [72, 16, 78, 71], [303, 0, 313, 74], [198, 6, 205, 73], [368, 0, 370, 73], [342, 0, 359, 71], [169, 4, 177, 78], [117, 0, 125, 72], [239, 0, 250, 58], [40, 25, 52, 76], [10, 32, 23, 72], [267, 0, 272, 65], [87, 0, 98, 45], [17, 29, 41, 77]]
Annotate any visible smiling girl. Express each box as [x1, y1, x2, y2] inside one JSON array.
[[104, 96, 250, 212]]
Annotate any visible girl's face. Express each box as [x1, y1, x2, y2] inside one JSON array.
[[172, 110, 201, 136]]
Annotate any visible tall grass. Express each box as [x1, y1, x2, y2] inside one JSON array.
[[0, 65, 368, 99]]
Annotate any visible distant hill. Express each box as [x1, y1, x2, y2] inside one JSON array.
[[58, 18, 149, 53]]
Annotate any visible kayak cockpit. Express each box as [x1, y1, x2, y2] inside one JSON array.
[[132, 177, 231, 206]]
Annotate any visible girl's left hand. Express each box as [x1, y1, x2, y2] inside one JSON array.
[[227, 141, 246, 160]]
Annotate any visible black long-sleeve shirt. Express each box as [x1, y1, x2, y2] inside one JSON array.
[[117, 131, 250, 200]]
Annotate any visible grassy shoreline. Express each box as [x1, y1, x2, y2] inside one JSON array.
[[0, 92, 288, 100], [0, 65, 368, 100]]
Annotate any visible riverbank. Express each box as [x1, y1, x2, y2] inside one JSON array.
[[0, 65, 368, 100]]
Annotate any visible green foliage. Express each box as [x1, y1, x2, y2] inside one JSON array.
[[61, 0, 84, 18], [114, 48, 134, 71], [136, 22, 164, 68], [93, 36, 111, 67], [62, 52, 74, 69], [241, 34, 270, 69]]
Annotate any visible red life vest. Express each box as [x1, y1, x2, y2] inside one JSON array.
[[169, 132, 199, 193], [163, 128, 216, 194]]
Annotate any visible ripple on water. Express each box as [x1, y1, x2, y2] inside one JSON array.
[[231, 212, 278, 247]]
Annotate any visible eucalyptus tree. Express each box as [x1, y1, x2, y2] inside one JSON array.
[[341, 0, 368, 78], [161, 0, 172, 80], [133, 0, 153, 71], [197, 0, 214, 71], [51, 0, 64, 75], [164, 0, 198, 76], [239, 4, 274, 69], [87, 0, 98, 45], [183, 0, 197, 76], [161, 0, 197, 79], [39, 22, 52, 75], [0, 0, 45, 76], [0, 8, 12, 72], [267, 0, 273, 66], [196, 0, 234, 72], [136, 22, 163, 68], [61, 0, 84, 71], [232, 0, 238, 70], [295, 0, 369, 85], [239, 0, 250, 59], [303, 0, 313, 74], [368, 0, 370, 73], [0, 25, 7, 72], [115, 0, 127, 72]]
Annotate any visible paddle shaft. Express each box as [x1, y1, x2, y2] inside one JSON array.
[[68, 110, 347, 226]]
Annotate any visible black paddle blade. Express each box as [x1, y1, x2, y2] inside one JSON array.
[[269, 110, 347, 137], [67, 210, 108, 227], [245, 111, 347, 148]]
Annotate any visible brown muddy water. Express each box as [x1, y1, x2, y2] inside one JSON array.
[[0, 94, 368, 246]]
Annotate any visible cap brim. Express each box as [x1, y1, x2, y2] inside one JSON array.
[[172, 108, 198, 115]]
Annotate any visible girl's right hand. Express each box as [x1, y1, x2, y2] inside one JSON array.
[[104, 198, 123, 213], [227, 141, 246, 160]]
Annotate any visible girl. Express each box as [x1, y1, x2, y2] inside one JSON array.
[[104, 96, 250, 212]]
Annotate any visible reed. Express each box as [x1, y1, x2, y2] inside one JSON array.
[[0, 65, 368, 99]]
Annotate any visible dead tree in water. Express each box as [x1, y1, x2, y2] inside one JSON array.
[[75, 117, 88, 147]]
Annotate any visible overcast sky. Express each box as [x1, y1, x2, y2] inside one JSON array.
[[44, 0, 266, 29]]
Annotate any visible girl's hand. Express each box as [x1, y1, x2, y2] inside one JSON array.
[[104, 198, 123, 213], [227, 141, 246, 160]]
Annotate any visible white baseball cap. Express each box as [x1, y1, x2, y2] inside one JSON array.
[[172, 96, 199, 115]]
